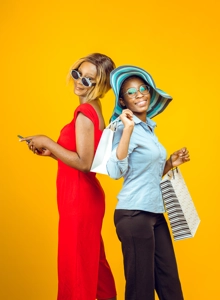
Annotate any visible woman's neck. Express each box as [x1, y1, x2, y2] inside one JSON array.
[[79, 95, 88, 104], [133, 112, 147, 122], [79, 97, 101, 109]]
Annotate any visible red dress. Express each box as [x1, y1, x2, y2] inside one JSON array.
[[56, 103, 116, 300]]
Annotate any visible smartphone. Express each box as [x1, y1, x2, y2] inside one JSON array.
[[17, 135, 30, 143]]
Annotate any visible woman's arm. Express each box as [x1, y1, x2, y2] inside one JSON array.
[[163, 156, 173, 176], [107, 109, 134, 179], [50, 153, 57, 160], [116, 109, 134, 160], [21, 113, 95, 172], [163, 147, 190, 176]]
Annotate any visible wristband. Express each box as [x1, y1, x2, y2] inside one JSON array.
[[170, 154, 175, 179]]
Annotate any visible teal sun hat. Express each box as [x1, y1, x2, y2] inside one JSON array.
[[109, 65, 173, 122]]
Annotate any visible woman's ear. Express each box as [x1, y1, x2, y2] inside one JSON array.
[[119, 97, 126, 108]]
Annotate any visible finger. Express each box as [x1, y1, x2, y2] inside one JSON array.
[[125, 110, 133, 116], [125, 114, 133, 120], [182, 155, 190, 161], [181, 147, 189, 155], [32, 145, 38, 153], [121, 111, 133, 120], [22, 136, 32, 142], [183, 158, 190, 164], [126, 109, 133, 115], [28, 140, 32, 147], [178, 148, 187, 157], [123, 109, 133, 116], [34, 149, 41, 155], [182, 151, 189, 158], [20, 138, 31, 143]]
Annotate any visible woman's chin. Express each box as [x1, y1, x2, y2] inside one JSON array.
[[74, 88, 86, 97]]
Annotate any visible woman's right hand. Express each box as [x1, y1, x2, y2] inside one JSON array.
[[120, 109, 135, 129], [20, 135, 54, 158]]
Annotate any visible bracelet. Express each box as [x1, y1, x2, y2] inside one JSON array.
[[170, 154, 175, 179]]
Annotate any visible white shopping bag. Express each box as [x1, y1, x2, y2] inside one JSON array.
[[90, 118, 119, 175], [160, 167, 200, 241]]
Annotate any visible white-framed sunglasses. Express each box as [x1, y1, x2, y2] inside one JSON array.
[[70, 69, 96, 87]]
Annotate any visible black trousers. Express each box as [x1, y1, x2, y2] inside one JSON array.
[[114, 210, 184, 300]]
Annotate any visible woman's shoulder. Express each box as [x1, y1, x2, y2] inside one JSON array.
[[74, 103, 97, 116], [75, 102, 94, 113], [74, 103, 102, 128]]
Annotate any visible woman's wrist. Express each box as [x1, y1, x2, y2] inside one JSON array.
[[169, 154, 173, 170], [169, 154, 176, 178], [123, 126, 134, 138], [163, 154, 175, 177], [123, 124, 134, 132]]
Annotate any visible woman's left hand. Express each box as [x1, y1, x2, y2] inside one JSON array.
[[171, 147, 190, 167]]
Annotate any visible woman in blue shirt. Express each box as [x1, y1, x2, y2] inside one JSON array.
[[107, 65, 190, 300]]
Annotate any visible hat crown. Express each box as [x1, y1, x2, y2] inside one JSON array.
[[110, 65, 157, 98]]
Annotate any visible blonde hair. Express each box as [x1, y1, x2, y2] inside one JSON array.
[[68, 53, 115, 102]]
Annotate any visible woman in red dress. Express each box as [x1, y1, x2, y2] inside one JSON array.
[[20, 53, 117, 300]]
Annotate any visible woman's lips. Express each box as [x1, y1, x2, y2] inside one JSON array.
[[136, 100, 147, 107], [75, 85, 84, 91]]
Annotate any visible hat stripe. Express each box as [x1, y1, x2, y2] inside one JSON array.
[[111, 67, 156, 93], [148, 97, 172, 118]]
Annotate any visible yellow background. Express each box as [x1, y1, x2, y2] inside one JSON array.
[[0, 0, 219, 299]]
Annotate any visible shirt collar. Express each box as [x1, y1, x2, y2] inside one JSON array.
[[133, 115, 157, 129]]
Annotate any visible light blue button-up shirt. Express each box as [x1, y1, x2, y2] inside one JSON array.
[[106, 115, 167, 213]]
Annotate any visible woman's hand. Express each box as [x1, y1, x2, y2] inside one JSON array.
[[120, 109, 135, 129], [163, 147, 190, 176], [171, 147, 190, 167], [20, 135, 52, 156], [37, 149, 53, 156]]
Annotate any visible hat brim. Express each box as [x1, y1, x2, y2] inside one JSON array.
[[110, 65, 172, 122]]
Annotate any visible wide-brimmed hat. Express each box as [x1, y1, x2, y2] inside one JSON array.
[[110, 65, 173, 122]]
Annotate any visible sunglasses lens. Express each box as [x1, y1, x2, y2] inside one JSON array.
[[127, 88, 137, 96], [71, 70, 80, 80], [81, 77, 90, 87], [140, 85, 149, 93]]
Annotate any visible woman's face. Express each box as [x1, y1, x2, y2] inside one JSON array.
[[73, 61, 97, 99], [119, 77, 151, 117]]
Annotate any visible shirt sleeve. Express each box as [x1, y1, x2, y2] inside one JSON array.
[[106, 124, 130, 179]]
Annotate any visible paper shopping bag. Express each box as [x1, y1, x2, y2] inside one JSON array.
[[160, 167, 200, 241], [90, 118, 119, 175]]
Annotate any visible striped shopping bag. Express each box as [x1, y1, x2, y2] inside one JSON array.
[[160, 168, 200, 241]]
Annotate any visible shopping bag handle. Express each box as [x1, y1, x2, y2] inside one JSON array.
[[106, 116, 120, 131], [168, 154, 180, 180]]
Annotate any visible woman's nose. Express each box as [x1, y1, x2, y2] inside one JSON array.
[[136, 90, 143, 97]]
